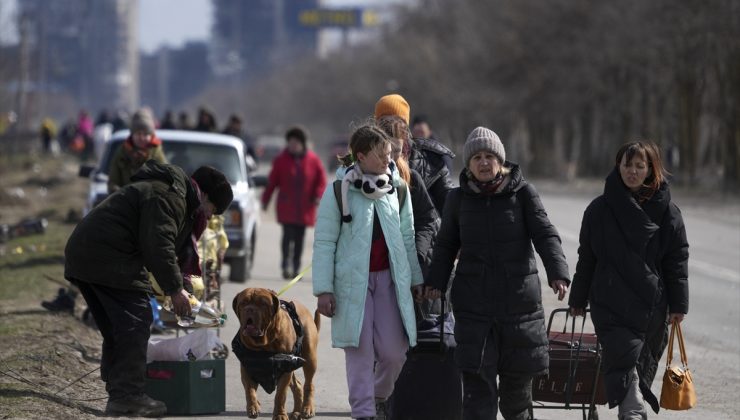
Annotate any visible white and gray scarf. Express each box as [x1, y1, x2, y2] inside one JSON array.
[[340, 164, 395, 223]]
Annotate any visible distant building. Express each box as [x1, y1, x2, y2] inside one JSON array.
[[139, 42, 213, 116], [210, 0, 319, 78], [18, 0, 139, 113]]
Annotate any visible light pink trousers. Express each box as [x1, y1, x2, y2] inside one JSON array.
[[344, 269, 409, 418]]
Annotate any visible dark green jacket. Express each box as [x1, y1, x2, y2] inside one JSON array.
[[65, 160, 200, 294]]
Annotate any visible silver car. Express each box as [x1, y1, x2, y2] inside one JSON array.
[[79, 129, 262, 282]]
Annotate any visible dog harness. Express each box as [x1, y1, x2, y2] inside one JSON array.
[[231, 300, 305, 394]]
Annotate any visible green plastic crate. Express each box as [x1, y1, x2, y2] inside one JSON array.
[[145, 359, 225, 415]]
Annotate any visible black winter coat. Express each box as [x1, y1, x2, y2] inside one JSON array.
[[407, 138, 455, 214], [427, 164, 570, 376], [65, 161, 201, 295], [568, 168, 689, 413], [409, 169, 440, 277]]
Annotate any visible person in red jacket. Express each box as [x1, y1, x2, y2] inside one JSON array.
[[262, 126, 328, 279]]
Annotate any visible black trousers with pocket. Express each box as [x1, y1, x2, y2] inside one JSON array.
[[459, 324, 534, 420], [281, 223, 306, 273], [73, 280, 152, 399]]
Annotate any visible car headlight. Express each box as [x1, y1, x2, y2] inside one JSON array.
[[224, 206, 242, 227]]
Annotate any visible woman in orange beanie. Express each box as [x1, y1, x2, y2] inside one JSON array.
[[374, 93, 455, 214]]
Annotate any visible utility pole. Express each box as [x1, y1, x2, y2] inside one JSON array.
[[273, 0, 287, 66], [15, 13, 30, 135]]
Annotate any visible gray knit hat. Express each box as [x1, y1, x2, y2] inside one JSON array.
[[463, 126, 505, 168], [130, 108, 155, 134]]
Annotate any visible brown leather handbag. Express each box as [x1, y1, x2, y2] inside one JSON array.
[[659, 321, 696, 410]]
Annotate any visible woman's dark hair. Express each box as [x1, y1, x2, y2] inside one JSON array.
[[615, 141, 668, 192], [191, 166, 233, 214], [337, 122, 390, 167], [285, 126, 308, 146]]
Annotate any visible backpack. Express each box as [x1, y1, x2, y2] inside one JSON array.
[[331, 179, 407, 218]]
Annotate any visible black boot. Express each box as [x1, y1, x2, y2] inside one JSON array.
[[375, 398, 388, 420], [41, 288, 76, 313], [105, 393, 166, 417]]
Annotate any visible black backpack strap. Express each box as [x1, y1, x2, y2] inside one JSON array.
[[332, 180, 343, 213], [396, 182, 407, 211]]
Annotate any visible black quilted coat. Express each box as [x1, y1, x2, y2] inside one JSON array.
[[409, 169, 440, 277], [407, 138, 455, 214], [427, 164, 570, 376], [568, 168, 689, 412]]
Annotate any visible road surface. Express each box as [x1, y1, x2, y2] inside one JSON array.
[[170, 183, 740, 419]]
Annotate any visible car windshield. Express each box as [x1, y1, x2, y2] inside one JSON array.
[[100, 139, 245, 184]]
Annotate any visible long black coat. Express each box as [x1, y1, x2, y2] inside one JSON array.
[[409, 169, 440, 277], [568, 169, 689, 412], [427, 164, 570, 376]]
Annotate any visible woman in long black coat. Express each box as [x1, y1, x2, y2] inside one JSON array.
[[426, 127, 570, 420], [568, 141, 689, 419]]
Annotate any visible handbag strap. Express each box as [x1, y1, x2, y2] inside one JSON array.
[[676, 321, 689, 367], [666, 320, 689, 368]]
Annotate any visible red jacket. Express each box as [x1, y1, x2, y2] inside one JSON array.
[[261, 149, 327, 226]]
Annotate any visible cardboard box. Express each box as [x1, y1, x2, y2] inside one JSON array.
[[145, 359, 225, 415]]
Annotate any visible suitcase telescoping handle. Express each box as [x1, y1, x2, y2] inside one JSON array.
[[547, 308, 591, 407], [439, 295, 446, 353]]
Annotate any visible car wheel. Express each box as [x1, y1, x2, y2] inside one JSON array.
[[229, 230, 255, 283], [229, 255, 250, 283]]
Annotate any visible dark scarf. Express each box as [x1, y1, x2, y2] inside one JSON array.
[[177, 179, 209, 288], [604, 168, 669, 256], [465, 168, 506, 196]]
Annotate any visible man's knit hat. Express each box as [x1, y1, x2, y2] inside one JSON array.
[[374, 94, 410, 125], [463, 127, 505, 168], [191, 166, 233, 214], [130, 108, 155, 134]]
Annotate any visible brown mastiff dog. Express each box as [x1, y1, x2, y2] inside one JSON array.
[[232, 288, 320, 420]]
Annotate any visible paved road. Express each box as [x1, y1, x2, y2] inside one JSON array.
[[171, 186, 740, 419]]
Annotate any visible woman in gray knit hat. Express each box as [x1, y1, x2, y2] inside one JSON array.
[[425, 126, 570, 420]]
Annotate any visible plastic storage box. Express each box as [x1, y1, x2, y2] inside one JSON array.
[[144, 359, 225, 415]]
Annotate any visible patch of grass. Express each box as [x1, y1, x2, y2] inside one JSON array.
[[0, 221, 74, 302]]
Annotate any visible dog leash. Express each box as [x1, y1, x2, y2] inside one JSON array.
[[277, 264, 312, 296]]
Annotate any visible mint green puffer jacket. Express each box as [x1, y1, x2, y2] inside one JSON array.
[[312, 167, 423, 348]]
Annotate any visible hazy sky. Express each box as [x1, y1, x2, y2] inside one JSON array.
[[0, 0, 401, 51], [139, 0, 212, 53], [139, 0, 400, 52]]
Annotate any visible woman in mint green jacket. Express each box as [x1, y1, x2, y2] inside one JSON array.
[[313, 123, 423, 420]]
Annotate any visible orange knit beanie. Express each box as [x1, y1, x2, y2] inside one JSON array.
[[374, 94, 410, 125]]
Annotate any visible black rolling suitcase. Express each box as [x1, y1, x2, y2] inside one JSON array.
[[387, 297, 462, 420]]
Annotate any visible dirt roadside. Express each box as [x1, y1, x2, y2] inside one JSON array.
[[0, 154, 109, 419]]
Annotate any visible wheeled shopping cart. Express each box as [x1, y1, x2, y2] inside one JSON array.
[[529, 308, 607, 420]]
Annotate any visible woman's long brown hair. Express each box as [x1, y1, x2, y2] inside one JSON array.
[[615, 141, 668, 199], [377, 115, 412, 186]]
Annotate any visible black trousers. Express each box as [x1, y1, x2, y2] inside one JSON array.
[[280, 223, 306, 272], [461, 327, 533, 420], [73, 280, 152, 399]]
